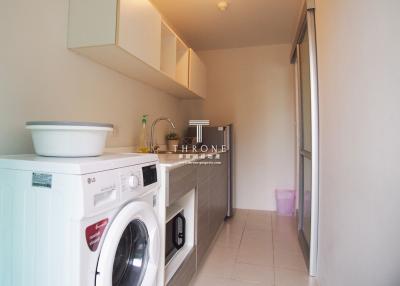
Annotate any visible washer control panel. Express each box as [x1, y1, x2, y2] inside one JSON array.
[[128, 173, 140, 189], [83, 162, 159, 215], [120, 163, 159, 201], [121, 169, 143, 193]]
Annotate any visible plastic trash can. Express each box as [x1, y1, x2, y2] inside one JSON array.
[[275, 189, 296, 216]]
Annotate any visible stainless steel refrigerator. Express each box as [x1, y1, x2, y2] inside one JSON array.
[[187, 124, 234, 218]]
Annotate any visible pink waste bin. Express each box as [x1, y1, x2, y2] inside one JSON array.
[[275, 189, 296, 216]]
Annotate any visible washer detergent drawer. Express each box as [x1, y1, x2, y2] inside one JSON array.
[[82, 169, 120, 215], [82, 165, 143, 216], [93, 187, 117, 207]]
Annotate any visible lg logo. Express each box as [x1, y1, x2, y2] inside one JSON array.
[[87, 177, 96, 184]]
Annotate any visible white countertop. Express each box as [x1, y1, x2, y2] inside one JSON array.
[[105, 146, 226, 170], [158, 151, 225, 170], [157, 153, 199, 169], [157, 154, 190, 168]]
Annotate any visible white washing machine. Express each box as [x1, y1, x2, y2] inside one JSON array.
[[0, 153, 161, 286]]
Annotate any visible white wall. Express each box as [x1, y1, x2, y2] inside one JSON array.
[[315, 0, 400, 285], [0, 0, 187, 155], [195, 45, 296, 211]]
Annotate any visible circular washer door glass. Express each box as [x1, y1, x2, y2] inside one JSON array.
[[112, 219, 149, 286]]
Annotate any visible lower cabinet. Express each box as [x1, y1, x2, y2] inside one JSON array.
[[196, 153, 228, 266], [166, 153, 228, 285], [196, 179, 210, 264], [166, 248, 196, 286]]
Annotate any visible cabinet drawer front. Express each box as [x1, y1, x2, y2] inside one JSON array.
[[168, 164, 197, 206], [167, 248, 196, 286], [197, 161, 210, 182]]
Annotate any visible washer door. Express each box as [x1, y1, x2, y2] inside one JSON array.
[[96, 201, 160, 286]]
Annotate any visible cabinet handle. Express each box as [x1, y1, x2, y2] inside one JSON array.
[[172, 213, 186, 250]]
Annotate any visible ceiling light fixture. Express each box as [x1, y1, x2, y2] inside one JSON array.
[[217, 1, 229, 12]]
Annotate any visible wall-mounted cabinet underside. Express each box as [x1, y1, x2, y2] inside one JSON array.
[[73, 45, 198, 99], [68, 0, 205, 99]]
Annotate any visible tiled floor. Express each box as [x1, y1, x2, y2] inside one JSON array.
[[190, 209, 319, 286]]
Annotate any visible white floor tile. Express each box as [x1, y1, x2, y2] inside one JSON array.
[[190, 274, 231, 286], [274, 248, 308, 273], [236, 246, 274, 267], [190, 210, 318, 286], [275, 268, 319, 286], [232, 263, 275, 285], [243, 229, 273, 245], [215, 231, 243, 248]]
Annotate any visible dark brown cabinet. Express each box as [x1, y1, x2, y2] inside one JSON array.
[[196, 179, 210, 264], [167, 164, 197, 206], [166, 152, 228, 285], [196, 153, 228, 266]]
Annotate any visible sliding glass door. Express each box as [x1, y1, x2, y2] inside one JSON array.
[[292, 6, 319, 276], [299, 27, 313, 248]]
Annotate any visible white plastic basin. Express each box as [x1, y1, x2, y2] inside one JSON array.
[[26, 121, 113, 157]]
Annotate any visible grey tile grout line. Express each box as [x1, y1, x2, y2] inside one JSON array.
[[271, 213, 277, 286], [235, 211, 247, 261], [195, 212, 311, 286], [234, 210, 278, 285], [229, 211, 248, 283], [238, 211, 277, 286], [194, 212, 248, 284]]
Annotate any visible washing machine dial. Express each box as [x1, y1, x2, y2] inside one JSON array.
[[128, 174, 140, 190]]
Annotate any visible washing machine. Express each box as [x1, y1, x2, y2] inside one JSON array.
[[0, 153, 161, 286]]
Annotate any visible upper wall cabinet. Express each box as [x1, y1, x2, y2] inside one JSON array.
[[189, 49, 207, 99], [160, 23, 190, 88], [118, 0, 161, 69], [68, 0, 204, 99]]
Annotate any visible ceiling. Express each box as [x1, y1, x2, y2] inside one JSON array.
[[150, 0, 302, 51]]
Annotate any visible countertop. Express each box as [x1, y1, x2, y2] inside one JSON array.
[[158, 151, 225, 170], [104, 146, 226, 170]]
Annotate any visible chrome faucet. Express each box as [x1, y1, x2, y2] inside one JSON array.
[[150, 117, 176, 153]]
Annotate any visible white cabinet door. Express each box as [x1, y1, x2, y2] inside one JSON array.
[[68, 0, 205, 99], [118, 0, 161, 69], [189, 49, 207, 98], [68, 0, 118, 48]]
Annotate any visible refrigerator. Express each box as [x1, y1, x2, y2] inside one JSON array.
[[186, 124, 234, 218]]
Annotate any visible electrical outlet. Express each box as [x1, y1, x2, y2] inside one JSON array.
[[112, 125, 119, 137]]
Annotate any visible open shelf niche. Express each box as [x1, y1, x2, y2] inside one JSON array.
[[176, 38, 189, 87], [160, 22, 189, 88], [160, 22, 177, 79]]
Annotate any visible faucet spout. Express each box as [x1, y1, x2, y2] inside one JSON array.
[[150, 117, 176, 153]]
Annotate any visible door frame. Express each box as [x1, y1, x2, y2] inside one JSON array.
[[292, 2, 319, 277]]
